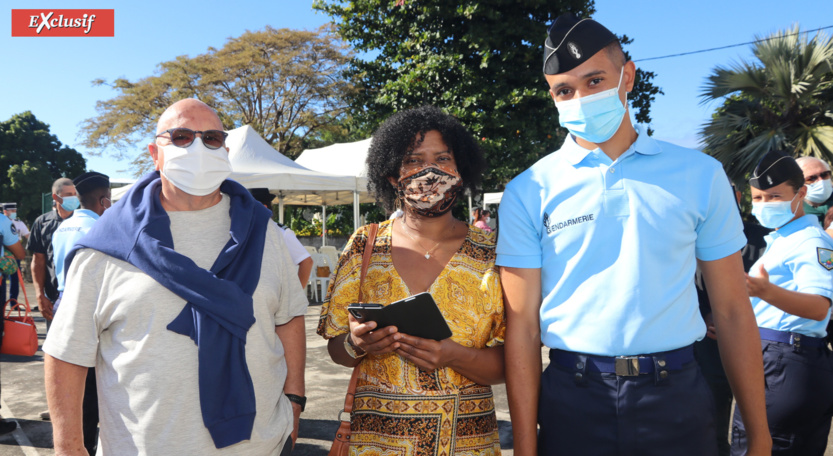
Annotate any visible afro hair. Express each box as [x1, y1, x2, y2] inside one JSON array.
[[366, 106, 486, 212]]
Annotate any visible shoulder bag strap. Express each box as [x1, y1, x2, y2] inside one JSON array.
[[343, 223, 379, 412], [331, 224, 378, 455]]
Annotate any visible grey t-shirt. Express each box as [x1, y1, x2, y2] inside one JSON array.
[[44, 194, 308, 455]]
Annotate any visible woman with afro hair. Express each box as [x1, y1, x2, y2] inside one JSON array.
[[317, 106, 506, 455]]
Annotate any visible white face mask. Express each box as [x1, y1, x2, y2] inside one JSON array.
[[160, 138, 232, 196], [805, 178, 833, 204], [485, 216, 491, 223]]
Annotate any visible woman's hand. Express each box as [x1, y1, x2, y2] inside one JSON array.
[[395, 334, 456, 371], [349, 314, 401, 355]]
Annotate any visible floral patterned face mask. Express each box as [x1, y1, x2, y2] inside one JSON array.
[[396, 163, 462, 217]]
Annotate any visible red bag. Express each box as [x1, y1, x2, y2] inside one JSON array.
[[1, 270, 38, 357]]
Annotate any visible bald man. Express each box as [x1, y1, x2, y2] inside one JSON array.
[[44, 99, 307, 456], [797, 156, 833, 226]]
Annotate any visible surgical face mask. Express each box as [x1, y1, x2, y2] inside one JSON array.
[[805, 178, 833, 204], [58, 195, 80, 212], [397, 163, 462, 218], [7, 212, 16, 220], [751, 194, 799, 229], [554, 66, 627, 144], [160, 137, 232, 196], [485, 216, 491, 223]]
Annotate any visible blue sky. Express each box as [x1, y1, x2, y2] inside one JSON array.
[[2, 0, 832, 182]]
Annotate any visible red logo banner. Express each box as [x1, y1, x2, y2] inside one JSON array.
[[11, 9, 114, 37]]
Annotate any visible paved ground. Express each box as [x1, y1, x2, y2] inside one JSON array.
[[1, 279, 831, 455]]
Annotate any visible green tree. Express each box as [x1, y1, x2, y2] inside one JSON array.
[[700, 26, 833, 182], [0, 112, 86, 223], [314, 0, 662, 190], [81, 25, 354, 174]]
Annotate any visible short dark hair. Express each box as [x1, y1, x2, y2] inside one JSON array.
[[79, 186, 109, 210], [604, 41, 626, 67], [366, 106, 486, 212], [785, 171, 806, 193]]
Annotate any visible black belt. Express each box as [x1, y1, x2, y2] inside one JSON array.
[[549, 345, 695, 377], [759, 327, 826, 348]]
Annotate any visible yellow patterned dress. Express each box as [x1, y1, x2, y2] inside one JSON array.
[[318, 220, 505, 456]]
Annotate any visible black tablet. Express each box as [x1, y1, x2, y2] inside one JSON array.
[[347, 292, 452, 341]]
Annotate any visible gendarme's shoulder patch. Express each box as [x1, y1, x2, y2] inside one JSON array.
[[818, 248, 833, 271], [9, 224, 16, 236]]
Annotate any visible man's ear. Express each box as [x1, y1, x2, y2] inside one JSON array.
[[148, 143, 162, 171], [51, 193, 61, 203], [624, 60, 637, 93]]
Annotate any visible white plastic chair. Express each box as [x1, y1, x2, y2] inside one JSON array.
[[304, 245, 318, 256], [308, 253, 332, 302], [319, 246, 340, 270]]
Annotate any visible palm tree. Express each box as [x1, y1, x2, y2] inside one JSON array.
[[700, 25, 833, 182]]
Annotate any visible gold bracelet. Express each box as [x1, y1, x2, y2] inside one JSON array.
[[343, 334, 367, 359]]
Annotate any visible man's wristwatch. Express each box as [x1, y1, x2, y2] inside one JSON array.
[[344, 334, 367, 359], [286, 394, 306, 412]]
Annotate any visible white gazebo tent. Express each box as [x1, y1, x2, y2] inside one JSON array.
[[295, 138, 372, 230], [484, 192, 503, 205], [229, 126, 376, 242]]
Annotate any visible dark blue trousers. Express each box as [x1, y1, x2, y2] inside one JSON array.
[[695, 337, 734, 456], [731, 339, 833, 455], [539, 350, 718, 456]]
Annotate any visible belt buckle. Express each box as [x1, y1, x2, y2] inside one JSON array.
[[615, 356, 640, 376], [791, 333, 802, 349]]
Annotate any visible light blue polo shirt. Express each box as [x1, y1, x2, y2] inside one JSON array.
[[751, 214, 833, 337], [0, 214, 17, 248], [52, 209, 100, 291], [0, 214, 18, 259], [496, 125, 746, 356]]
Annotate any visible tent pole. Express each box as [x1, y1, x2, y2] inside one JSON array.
[[278, 195, 285, 225], [322, 205, 327, 247], [468, 194, 473, 224], [353, 191, 360, 232]]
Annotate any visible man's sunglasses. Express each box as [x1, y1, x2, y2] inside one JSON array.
[[156, 128, 228, 150], [805, 170, 832, 184]]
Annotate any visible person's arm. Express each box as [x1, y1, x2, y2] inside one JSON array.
[[500, 266, 542, 456], [44, 354, 90, 456], [746, 263, 830, 321], [699, 253, 772, 456], [296, 257, 312, 288], [17, 222, 30, 240], [5, 241, 24, 260], [31, 252, 54, 320], [395, 335, 504, 385], [275, 316, 306, 446]]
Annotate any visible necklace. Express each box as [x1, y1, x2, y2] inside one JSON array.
[[399, 218, 456, 259]]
